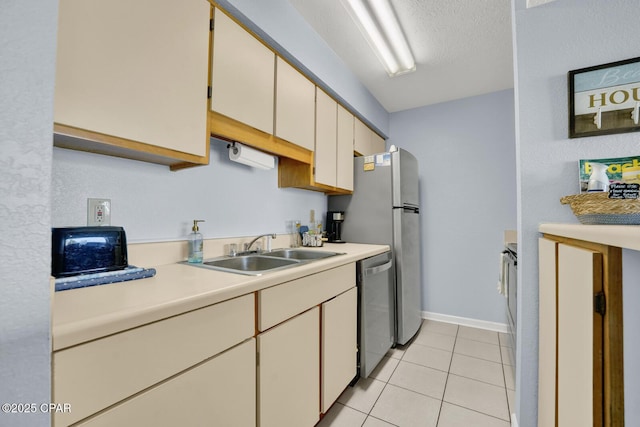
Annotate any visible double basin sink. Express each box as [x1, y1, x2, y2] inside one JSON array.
[[188, 248, 344, 276]]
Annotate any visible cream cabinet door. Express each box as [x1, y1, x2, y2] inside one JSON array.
[[78, 339, 256, 427], [275, 57, 315, 150], [315, 88, 338, 187], [54, 0, 210, 157], [354, 118, 385, 156], [336, 105, 354, 191], [211, 7, 275, 134], [321, 287, 357, 412], [370, 131, 386, 154], [258, 307, 320, 427], [557, 243, 602, 427], [53, 294, 254, 425], [354, 118, 371, 156], [538, 238, 557, 427]]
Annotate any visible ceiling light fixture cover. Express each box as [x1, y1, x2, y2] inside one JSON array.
[[341, 0, 415, 77]]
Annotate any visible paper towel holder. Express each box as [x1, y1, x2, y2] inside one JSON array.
[[227, 142, 275, 170]]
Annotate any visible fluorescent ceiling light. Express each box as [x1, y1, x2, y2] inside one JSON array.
[[341, 0, 415, 76]]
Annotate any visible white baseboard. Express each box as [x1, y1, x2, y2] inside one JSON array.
[[422, 311, 508, 333]]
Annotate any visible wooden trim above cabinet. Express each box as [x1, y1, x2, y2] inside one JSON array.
[[53, 123, 210, 171], [209, 110, 312, 165], [278, 156, 353, 195]]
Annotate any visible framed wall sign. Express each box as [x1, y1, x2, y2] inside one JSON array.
[[568, 56, 640, 138]]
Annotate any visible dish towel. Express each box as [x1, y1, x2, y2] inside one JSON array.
[[54, 266, 156, 292]]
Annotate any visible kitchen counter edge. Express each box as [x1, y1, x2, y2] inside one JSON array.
[[539, 223, 640, 251], [52, 243, 389, 351]]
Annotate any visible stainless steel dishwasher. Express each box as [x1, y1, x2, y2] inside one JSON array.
[[357, 251, 394, 378]]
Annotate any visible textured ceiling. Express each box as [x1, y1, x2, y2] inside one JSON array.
[[287, 0, 514, 113]]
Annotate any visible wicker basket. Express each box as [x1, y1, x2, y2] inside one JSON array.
[[560, 192, 640, 225]]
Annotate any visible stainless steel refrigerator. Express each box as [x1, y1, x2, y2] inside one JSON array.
[[329, 148, 422, 345]]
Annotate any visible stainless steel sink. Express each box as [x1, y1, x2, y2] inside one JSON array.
[[184, 249, 344, 275], [265, 248, 344, 260], [194, 254, 301, 275]]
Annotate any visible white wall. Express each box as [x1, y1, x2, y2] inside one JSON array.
[[52, 140, 326, 242], [0, 1, 57, 425], [388, 89, 517, 324], [512, 0, 640, 425]]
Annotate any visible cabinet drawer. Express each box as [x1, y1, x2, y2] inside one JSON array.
[[76, 339, 256, 427], [53, 294, 254, 425], [258, 263, 355, 331]]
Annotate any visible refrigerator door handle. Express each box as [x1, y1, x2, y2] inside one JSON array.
[[364, 260, 393, 277], [403, 206, 419, 213]]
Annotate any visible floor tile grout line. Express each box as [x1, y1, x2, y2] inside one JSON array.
[[446, 372, 508, 390], [454, 335, 502, 347], [438, 325, 511, 425], [443, 401, 513, 424], [337, 322, 512, 427], [496, 331, 515, 422], [435, 324, 458, 426], [363, 349, 404, 423]]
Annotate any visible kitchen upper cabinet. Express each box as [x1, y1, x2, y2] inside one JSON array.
[[210, 7, 274, 135], [321, 287, 357, 412], [275, 57, 315, 151], [336, 104, 355, 191], [315, 89, 338, 187], [208, 7, 311, 164], [354, 118, 385, 156], [278, 89, 354, 194], [258, 307, 320, 427], [538, 235, 624, 427], [53, 0, 210, 170]]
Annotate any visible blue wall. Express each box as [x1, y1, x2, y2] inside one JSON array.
[[0, 1, 57, 425], [52, 140, 326, 242], [512, 0, 640, 424], [388, 89, 517, 324]]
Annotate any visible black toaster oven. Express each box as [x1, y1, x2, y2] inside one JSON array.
[[51, 226, 128, 278]]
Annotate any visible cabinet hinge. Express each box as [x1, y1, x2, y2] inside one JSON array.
[[594, 291, 606, 315], [210, 18, 214, 31], [207, 86, 212, 99]]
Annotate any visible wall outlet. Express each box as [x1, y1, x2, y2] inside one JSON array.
[[87, 198, 111, 226]]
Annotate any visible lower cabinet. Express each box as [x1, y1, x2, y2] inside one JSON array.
[[258, 307, 320, 427], [322, 287, 357, 412], [257, 263, 358, 426], [538, 236, 624, 427], [78, 339, 256, 427], [54, 264, 359, 427], [53, 294, 255, 426]]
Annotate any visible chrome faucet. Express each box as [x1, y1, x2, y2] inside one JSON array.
[[243, 233, 276, 253]]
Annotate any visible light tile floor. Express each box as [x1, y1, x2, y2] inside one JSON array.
[[317, 320, 515, 427]]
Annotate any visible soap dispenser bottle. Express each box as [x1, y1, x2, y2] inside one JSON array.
[[188, 220, 205, 263]]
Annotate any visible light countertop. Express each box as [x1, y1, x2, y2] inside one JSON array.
[[52, 243, 389, 351], [539, 223, 640, 251]]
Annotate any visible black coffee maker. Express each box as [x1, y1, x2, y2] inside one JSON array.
[[326, 211, 346, 243]]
